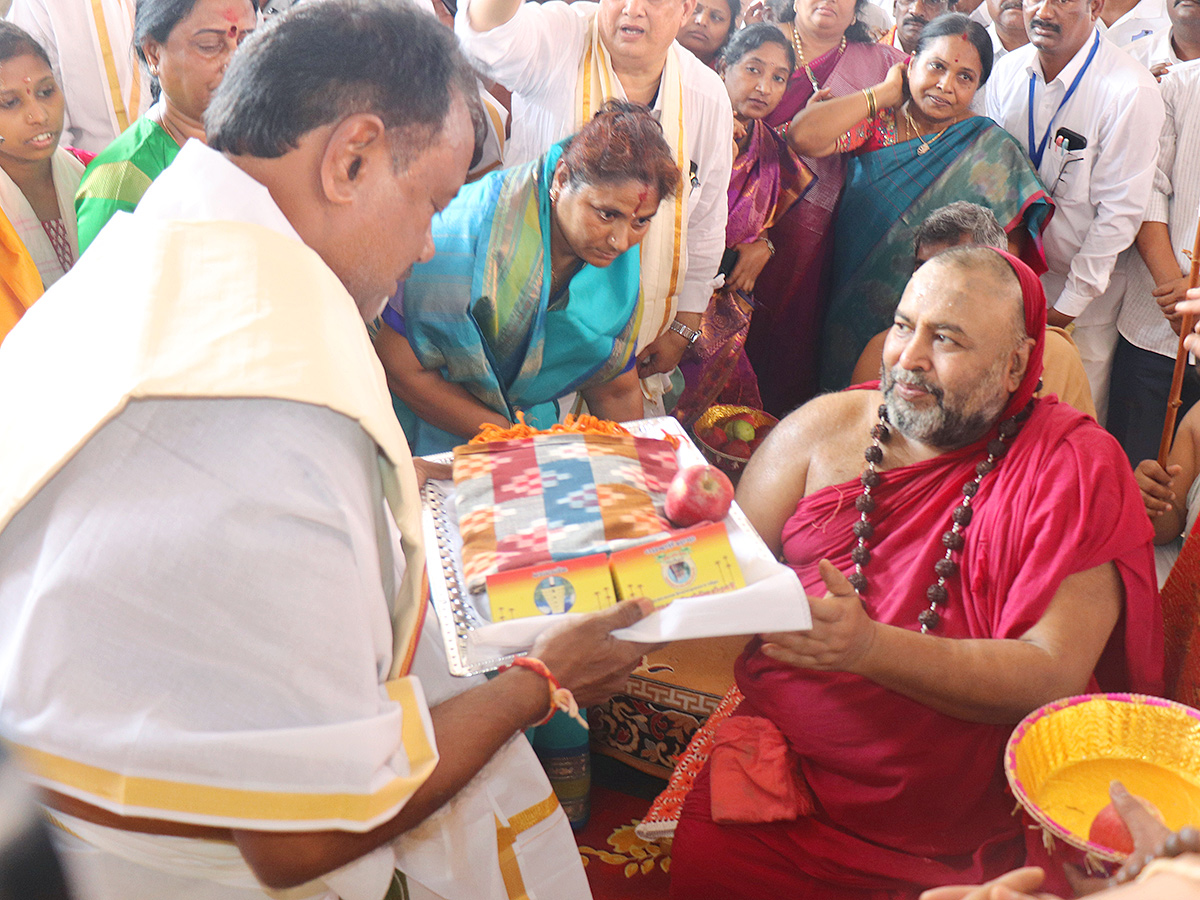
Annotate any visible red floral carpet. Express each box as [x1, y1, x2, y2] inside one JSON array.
[[574, 786, 671, 900]]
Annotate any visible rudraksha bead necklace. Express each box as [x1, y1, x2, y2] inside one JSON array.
[[849, 400, 1034, 634]]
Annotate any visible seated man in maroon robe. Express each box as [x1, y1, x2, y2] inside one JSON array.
[[669, 246, 1164, 900]]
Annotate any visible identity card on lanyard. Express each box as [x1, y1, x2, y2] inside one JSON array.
[[1027, 30, 1100, 169]]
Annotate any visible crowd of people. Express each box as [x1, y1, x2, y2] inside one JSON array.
[[1, 0, 1200, 897]]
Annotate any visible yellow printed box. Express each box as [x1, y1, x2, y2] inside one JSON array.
[[609, 521, 745, 609], [487, 553, 617, 622]]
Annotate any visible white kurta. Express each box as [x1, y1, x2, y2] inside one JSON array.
[[0, 142, 588, 900], [986, 30, 1164, 419], [1114, 59, 1200, 358], [0, 146, 83, 289]]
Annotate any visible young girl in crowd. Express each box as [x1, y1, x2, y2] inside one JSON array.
[[678, 0, 741, 69], [675, 24, 811, 425], [742, 0, 903, 414], [0, 22, 88, 345]]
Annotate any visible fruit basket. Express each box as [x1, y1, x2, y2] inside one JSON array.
[[693, 404, 779, 476], [1005, 692, 1200, 863]]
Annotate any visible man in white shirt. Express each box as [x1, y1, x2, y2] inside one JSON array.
[[954, 0, 991, 23], [6, 0, 150, 154], [986, 0, 1164, 422], [0, 4, 653, 898], [886, 0, 951, 51], [972, 0, 1027, 109], [1108, 59, 1200, 465], [1127, 0, 1200, 76], [1098, 0, 1170, 46], [986, 0, 1029, 54], [455, 0, 733, 412]]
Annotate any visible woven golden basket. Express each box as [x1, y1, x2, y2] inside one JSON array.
[[692, 404, 779, 475], [1005, 693, 1200, 863]]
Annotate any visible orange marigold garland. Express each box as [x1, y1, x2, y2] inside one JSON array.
[[470, 411, 680, 449]]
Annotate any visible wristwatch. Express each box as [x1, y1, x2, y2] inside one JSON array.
[[668, 319, 702, 345]]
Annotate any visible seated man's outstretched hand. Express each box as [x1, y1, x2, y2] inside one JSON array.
[[759, 559, 877, 673], [531, 599, 662, 709]]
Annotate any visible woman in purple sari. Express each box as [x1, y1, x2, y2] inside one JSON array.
[[676, 25, 812, 427], [743, 0, 903, 415]]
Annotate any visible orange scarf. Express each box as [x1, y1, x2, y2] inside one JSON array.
[[0, 207, 43, 345]]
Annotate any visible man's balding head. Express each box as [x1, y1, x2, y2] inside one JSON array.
[[881, 246, 1033, 449], [203, 0, 479, 319], [926, 245, 1028, 346]]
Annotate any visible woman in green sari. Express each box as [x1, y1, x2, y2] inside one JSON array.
[[375, 101, 680, 456], [74, 0, 257, 254], [789, 13, 1053, 390]]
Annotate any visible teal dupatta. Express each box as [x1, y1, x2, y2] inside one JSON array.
[[818, 117, 1052, 391], [392, 143, 643, 455]]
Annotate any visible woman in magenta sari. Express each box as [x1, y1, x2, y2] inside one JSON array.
[[742, 0, 903, 415], [675, 25, 812, 426]]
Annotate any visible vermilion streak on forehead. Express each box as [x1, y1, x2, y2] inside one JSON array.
[[633, 195, 658, 217]]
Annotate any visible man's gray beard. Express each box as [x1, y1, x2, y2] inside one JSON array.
[[881, 359, 1011, 450]]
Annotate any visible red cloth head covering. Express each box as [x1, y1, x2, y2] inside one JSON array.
[[990, 247, 1046, 419], [856, 246, 1048, 430]]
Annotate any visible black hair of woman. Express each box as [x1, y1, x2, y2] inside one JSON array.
[[720, 21, 798, 71], [914, 12, 994, 85]]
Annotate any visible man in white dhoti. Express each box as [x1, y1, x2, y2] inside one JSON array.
[[0, 3, 653, 899]]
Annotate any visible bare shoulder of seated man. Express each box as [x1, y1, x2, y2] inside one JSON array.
[[666, 246, 1164, 900]]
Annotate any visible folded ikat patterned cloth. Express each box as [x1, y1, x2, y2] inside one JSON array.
[[452, 432, 679, 593]]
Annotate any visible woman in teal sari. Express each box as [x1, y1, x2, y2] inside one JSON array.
[[789, 13, 1053, 390], [374, 101, 680, 456]]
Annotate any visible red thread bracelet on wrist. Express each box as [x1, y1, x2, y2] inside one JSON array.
[[500, 656, 588, 729]]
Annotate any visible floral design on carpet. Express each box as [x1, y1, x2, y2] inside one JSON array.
[[579, 818, 671, 878]]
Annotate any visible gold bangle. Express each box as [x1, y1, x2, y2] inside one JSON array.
[[863, 87, 877, 120]]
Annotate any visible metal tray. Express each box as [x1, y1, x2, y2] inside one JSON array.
[[421, 417, 766, 676]]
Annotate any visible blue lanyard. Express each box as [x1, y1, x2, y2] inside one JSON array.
[[1027, 31, 1100, 168]]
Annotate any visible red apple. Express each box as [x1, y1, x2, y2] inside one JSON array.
[[728, 412, 757, 426], [705, 426, 728, 449], [664, 464, 735, 527], [725, 439, 752, 459], [1088, 798, 1166, 854]]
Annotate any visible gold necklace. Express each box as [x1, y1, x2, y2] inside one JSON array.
[[790, 25, 846, 93], [153, 108, 187, 148], [903, 104, 956, 155]]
